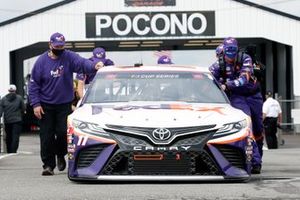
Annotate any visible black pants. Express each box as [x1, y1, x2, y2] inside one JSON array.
[[264, 117, 278, 149], [5, 122, 22, 153], [39, 102, 72, 169]]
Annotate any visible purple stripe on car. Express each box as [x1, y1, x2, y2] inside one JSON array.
[[77, 144, 116, 176], [208, 144, 248, 177]]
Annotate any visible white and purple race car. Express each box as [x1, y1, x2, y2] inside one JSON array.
[[67, 65, 254, 182]]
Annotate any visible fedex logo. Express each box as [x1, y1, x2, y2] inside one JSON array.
[[55, 35, 65, 42], [50, 65, 64, 78]]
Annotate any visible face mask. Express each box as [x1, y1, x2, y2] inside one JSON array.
[[52, 48, 65, 56]]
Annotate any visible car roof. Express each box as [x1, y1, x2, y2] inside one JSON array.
[[98, 65, 210, 73]]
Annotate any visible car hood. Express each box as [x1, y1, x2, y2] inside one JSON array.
[[70, 102, 247, 129]]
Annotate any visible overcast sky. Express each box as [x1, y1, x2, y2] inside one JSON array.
[[248, 0, 300, 17], [0, 0, 64, 23], [0, 0, 299, 23]]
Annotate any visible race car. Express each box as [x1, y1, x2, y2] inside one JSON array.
[[67, 65, 254, 182]]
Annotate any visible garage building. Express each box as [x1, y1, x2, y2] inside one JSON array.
[[0, 0, 299, 127]]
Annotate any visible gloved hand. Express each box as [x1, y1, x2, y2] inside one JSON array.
[[221, 84, 226, 91], [95, 61, 104, 70]]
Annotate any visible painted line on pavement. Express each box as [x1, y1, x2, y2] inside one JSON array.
[[17, 151, 34, 155], [0, 153, 16, 160], [0, 151, 34, 160]]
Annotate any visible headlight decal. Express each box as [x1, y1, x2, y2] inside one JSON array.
[[73, 130, 116, 144], [72, 119, 109, 137], [214, 119, 247, 138], [71, 119, 116, 144], [208, 127, 251, 144]]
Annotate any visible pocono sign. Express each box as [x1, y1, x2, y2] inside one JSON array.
[[86, 11, 215, 38]]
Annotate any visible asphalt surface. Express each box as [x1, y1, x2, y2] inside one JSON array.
[[0, 132, 300, 200]]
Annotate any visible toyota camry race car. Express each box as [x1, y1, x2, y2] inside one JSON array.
[[67, 65, 254, 182]]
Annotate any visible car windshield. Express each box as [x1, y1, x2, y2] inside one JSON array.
[[84, 71, 227, 104]]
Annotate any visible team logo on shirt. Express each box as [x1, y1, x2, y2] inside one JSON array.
[[50, 65, 64, 78]]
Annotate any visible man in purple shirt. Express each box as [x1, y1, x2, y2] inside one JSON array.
[[209, 37, 264, 174], [29, 32, 103, 176], [76, 47, 114, 98]]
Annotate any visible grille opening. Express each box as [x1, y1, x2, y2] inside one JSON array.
[[107, 129, 153, 144], [101, 151, 222, 175], [216, 145, 246, 169], [109, 129, 214, 146], [110, 156, 129, 175], [173, 132, 214, 146], [76, 144, 109, 169], [194, 154, 212, 174], [110, 133, 150, 146], [101, 152, 131, 175], [190, 151, 222, 175]]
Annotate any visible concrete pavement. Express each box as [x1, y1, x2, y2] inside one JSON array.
[[0, 132, 299, 200], [1, 132, 300, 178]]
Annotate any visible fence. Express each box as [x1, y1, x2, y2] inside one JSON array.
[[278, 98, 300, 135], [0, 123, 3, 153]]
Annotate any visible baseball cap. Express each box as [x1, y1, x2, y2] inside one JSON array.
[[266, 91, 273, 97], [93, 47, 106, 59], [223, 37, 238, 48], [50, 32, 65, 47], [223, 37, 238, 59], [8, 84, 17, 92], [157, 55, 173, 64]]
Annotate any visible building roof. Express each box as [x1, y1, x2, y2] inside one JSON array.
[[0, 0, 299, 28], [0, 0, 76, 27], [232, 0, 300, 21]]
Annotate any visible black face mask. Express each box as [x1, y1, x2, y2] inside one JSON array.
[[52, 48, 65, 56]]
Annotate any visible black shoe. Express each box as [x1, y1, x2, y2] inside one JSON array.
[[42, 167, 54, 176], [251, 165, 261, 174], [57, 156, 66, 171]]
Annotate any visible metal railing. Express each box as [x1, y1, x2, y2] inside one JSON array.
[[0, 123, 3, 153], [277, 98, 300, 134]]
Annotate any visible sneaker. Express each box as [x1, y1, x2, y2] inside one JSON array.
[[251, 165, 261, 174], [42, 167, 54, 176], [57, 156, 66, 171], [262, 146, 268, 150]]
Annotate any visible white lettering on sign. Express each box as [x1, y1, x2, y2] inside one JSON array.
[[95, 15, 111, 36], [151, 14, 170, 35], [112, 14, 132, 36], [188, 13, 207, 34], [94, 12, 211, 37], [170, 13, 187, 35], [132, 14, 150, 35]]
